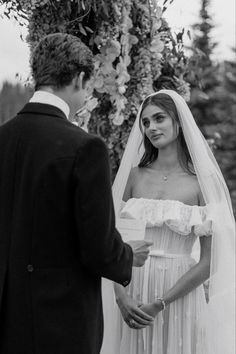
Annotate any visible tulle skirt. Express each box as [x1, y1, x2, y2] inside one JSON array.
[[101, 255, 208, 354]]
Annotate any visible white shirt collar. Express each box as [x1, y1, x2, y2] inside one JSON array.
[[29, 90, 70, 119]]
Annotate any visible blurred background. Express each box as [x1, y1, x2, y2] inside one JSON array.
[[0, 0, 235, 214]]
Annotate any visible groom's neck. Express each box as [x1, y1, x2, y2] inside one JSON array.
[[37, 86, 69, 105]]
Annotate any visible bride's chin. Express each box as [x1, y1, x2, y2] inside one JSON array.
[[151, 141, 167, 149]]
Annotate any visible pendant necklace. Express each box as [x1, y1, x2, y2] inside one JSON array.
[[161, 166, 182, 182]]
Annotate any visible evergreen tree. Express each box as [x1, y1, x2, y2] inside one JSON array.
[[215, 52, 236, 213], [192, 0, 216, 69], [187, 1, 236, 214], [188, 0, 219, 127]]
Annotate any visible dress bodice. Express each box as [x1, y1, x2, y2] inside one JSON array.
[[120, 198, 212, 237], [120, 198, 212, 256]]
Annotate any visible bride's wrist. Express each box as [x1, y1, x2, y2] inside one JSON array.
[[155, 297, 167, 311]]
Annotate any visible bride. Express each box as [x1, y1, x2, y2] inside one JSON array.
[[101, 90, 235, 354]]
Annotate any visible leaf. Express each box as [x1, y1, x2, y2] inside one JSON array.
[[187, 30, 191, 40], [89, 37, 94, 46], [79, 23, 87, 36], [85, 26, 93, 34], [102, 1, 109, 17], [150, 41, 165, 53], [4, 11, 10, 19]]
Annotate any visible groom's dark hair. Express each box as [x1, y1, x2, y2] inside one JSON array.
[[31, 33, 94, 90]]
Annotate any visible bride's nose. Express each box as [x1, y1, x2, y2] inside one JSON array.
[[149, 120, 157, 130]]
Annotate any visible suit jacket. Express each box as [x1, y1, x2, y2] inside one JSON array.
[[0, 103, 133, 354]]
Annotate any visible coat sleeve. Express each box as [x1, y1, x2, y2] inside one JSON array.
[[73, 135, 133, 286]]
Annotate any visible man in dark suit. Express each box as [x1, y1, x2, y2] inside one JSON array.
[[0, 33, 153, 354]]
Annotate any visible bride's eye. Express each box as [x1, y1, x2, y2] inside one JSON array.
[[154, 115, 165, 122], [142, 119, 150, 128]]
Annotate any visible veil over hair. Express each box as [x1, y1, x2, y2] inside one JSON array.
[[112, 89, 235, 354]]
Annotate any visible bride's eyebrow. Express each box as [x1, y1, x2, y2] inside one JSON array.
[[142, 112, 165, 120], [150, 112, 165, 119]]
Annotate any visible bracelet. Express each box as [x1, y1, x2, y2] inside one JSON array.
[[156, 297, 166, 311]]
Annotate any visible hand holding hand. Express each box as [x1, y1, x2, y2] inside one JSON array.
[[116, 294, 154, 330], [127, 240, 153, 267], [140, 300, 163, 318]]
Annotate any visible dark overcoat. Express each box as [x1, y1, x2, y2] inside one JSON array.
[[0, 103, 133, 354]]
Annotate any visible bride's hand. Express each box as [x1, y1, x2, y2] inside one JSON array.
[[116, 295, 154, 330], [140, 301, 163, 318]]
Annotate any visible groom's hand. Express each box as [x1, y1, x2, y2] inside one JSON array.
[[127, 240, 153, 267], [116, 294, 154, 330]]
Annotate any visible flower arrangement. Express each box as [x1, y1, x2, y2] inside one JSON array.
[[1, 0, 192, 177]]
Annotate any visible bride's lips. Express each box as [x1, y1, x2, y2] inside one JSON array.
[[151, 134, 163, 139]]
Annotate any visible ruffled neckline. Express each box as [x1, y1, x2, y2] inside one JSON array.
[[120, 198, 212, 236]]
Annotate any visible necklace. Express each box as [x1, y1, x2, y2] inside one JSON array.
[[160, 166, 182, 182]]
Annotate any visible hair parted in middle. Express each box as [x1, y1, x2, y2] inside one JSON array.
[[31, 33, 94, 90], [138, 92, 195, 174]]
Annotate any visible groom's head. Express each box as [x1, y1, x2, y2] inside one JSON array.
[[31, 33, 94, 115]]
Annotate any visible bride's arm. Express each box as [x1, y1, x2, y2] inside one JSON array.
[[166, 236, 211, 302], [122, 167, 136, 201], [160, 191, 211, 307], [114, 168, 154, 328], [141, 235, 211, 316]]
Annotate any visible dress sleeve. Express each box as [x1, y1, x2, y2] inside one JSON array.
[[73, 136, 133, 286], [193, 206, 213, 237]]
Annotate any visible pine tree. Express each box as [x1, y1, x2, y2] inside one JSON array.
[[216, 52, 236, 213], [188, 0, 220, 127], [192, 0, 217, 69]]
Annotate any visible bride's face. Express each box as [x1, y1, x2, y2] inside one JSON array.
[[141, 104, 179, 149]]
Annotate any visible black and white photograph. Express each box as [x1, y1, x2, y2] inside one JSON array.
[[0, 1, 235, 353]]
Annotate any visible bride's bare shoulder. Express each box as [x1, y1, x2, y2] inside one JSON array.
[[129, 166, 146, 181], [184, 173, 205, 206], [123, 167, 143, 201]]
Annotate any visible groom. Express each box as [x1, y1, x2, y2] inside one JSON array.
[[0, 33, 152, 354]]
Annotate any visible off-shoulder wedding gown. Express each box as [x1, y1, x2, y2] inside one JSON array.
[[101, 198, 212, 354]]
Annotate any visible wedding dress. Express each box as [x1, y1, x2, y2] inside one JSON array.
[[102, 198, 210, 354]]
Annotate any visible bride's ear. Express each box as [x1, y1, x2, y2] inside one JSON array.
[[175, 122, 181, 137]]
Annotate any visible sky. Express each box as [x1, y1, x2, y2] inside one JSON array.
[[0, 0, 235, 86]]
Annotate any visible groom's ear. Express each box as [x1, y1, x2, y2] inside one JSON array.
[[73, 72, 85, 91]]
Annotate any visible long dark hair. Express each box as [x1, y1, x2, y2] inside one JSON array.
[[138, 93, 195, 174]]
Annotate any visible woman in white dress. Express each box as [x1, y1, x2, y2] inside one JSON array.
[[101, 90, 235, 354]]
